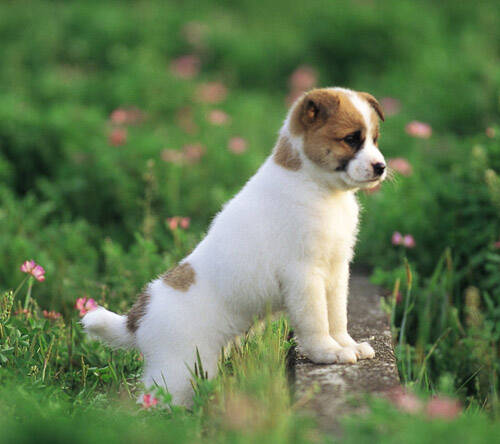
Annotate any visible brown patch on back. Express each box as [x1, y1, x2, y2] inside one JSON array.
[[273, 136, 302, 171], [162, 262, 196, 291], [127, 289, 150, 332]]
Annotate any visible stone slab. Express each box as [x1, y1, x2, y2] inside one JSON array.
[[294, 273, 400, 433]]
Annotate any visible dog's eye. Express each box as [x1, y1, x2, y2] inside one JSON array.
[[373, 135, 379, 144], [343, 131, 362, 149]]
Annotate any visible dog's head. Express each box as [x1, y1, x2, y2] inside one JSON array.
[[284, 87, 386, 190]]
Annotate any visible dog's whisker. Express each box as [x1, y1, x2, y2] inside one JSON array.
[[385, 167, 398, 183]]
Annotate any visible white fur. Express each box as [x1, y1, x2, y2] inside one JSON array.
[[82, 307, 135, 348], [344, 91, 386, 186], [83, 87, 384, 406]]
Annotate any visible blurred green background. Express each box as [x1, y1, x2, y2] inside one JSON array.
[[1, 0, 500, 442]]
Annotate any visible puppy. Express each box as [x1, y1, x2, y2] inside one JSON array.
[[83, 87, 386, 406]]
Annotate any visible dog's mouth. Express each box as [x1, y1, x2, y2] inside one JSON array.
[[353, 177, 380, 183], [342, 173, 383, 188]]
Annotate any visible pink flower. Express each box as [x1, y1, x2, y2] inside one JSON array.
[[20, 260, 46, 282], [403, 234, 416, 248], [110, 109, 128, 125], [388, 158, 412, 176], [207, 109, 230, 125], [20, 260, 36, 273], [142, 393, 158, 409], [15, 308, 30, 318], [392, 232, 415, 248], [31, 265, 46, 282], [166, 217, 179, 230], [75, 297, 98, 317], [289, 65, 318, 92], [166, 217, 190, 231], [486, 127, 495, 138], [110, 107, 144, 126], [170, 55, 201, 79], [179, 217, 190, 229], [494, 240, 500, 249], [386, 387, 423, 414], [405, 121, 432, 139], [196, 82, 228, 104], [425, 396, 461, 420], [183, 143, 205, 163], [109, 128, 127, 146], [228, 136, 248, 154], [380, 97, 401, 117], [43, 310, 62, 321], [392, 232, 403, 246]]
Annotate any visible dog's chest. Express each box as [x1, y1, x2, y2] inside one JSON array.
[[303, 193, 359, 265]]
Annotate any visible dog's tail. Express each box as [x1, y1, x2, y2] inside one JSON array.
[[81, 307, 135, 349]]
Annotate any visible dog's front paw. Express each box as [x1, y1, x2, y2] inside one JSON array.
[[300, 336, 357, 364], [332, 333, 375, 360], [345, 342, 375, 360], [335, 347, 358, 364], [354, 341, 375, 360]]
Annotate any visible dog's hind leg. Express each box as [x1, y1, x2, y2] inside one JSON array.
[[140, 347, 220, 407], [141, 360, 193, 407]]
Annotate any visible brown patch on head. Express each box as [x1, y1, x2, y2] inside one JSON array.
[[290, 88, 367, 171], [127, 289, 150, 333], [273, 136, 301, 171], [289, 90, 340, 136], [358, 92, 385, 122], [162, 262, 196, 291]]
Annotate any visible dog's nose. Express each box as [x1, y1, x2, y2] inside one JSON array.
[[372, 162, 386, 176]]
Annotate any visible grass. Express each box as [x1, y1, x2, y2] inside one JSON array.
[[1, 0, 500, 441], [1, 286, 322, 443], [2, 281, 500, 443]]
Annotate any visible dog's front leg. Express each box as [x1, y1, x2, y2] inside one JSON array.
[[327, 260, 375, 360], [284, 266, 357, 364]]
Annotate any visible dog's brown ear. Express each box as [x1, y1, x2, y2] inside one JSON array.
[[359, 92, 385, 122], [291, 90, 339, 134], [304, 98, 322, 125]]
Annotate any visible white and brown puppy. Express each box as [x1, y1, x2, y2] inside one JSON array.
[[83, 87, 386, 406]]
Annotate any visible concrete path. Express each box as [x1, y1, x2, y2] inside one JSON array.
[[294, 273, 400, 434]]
